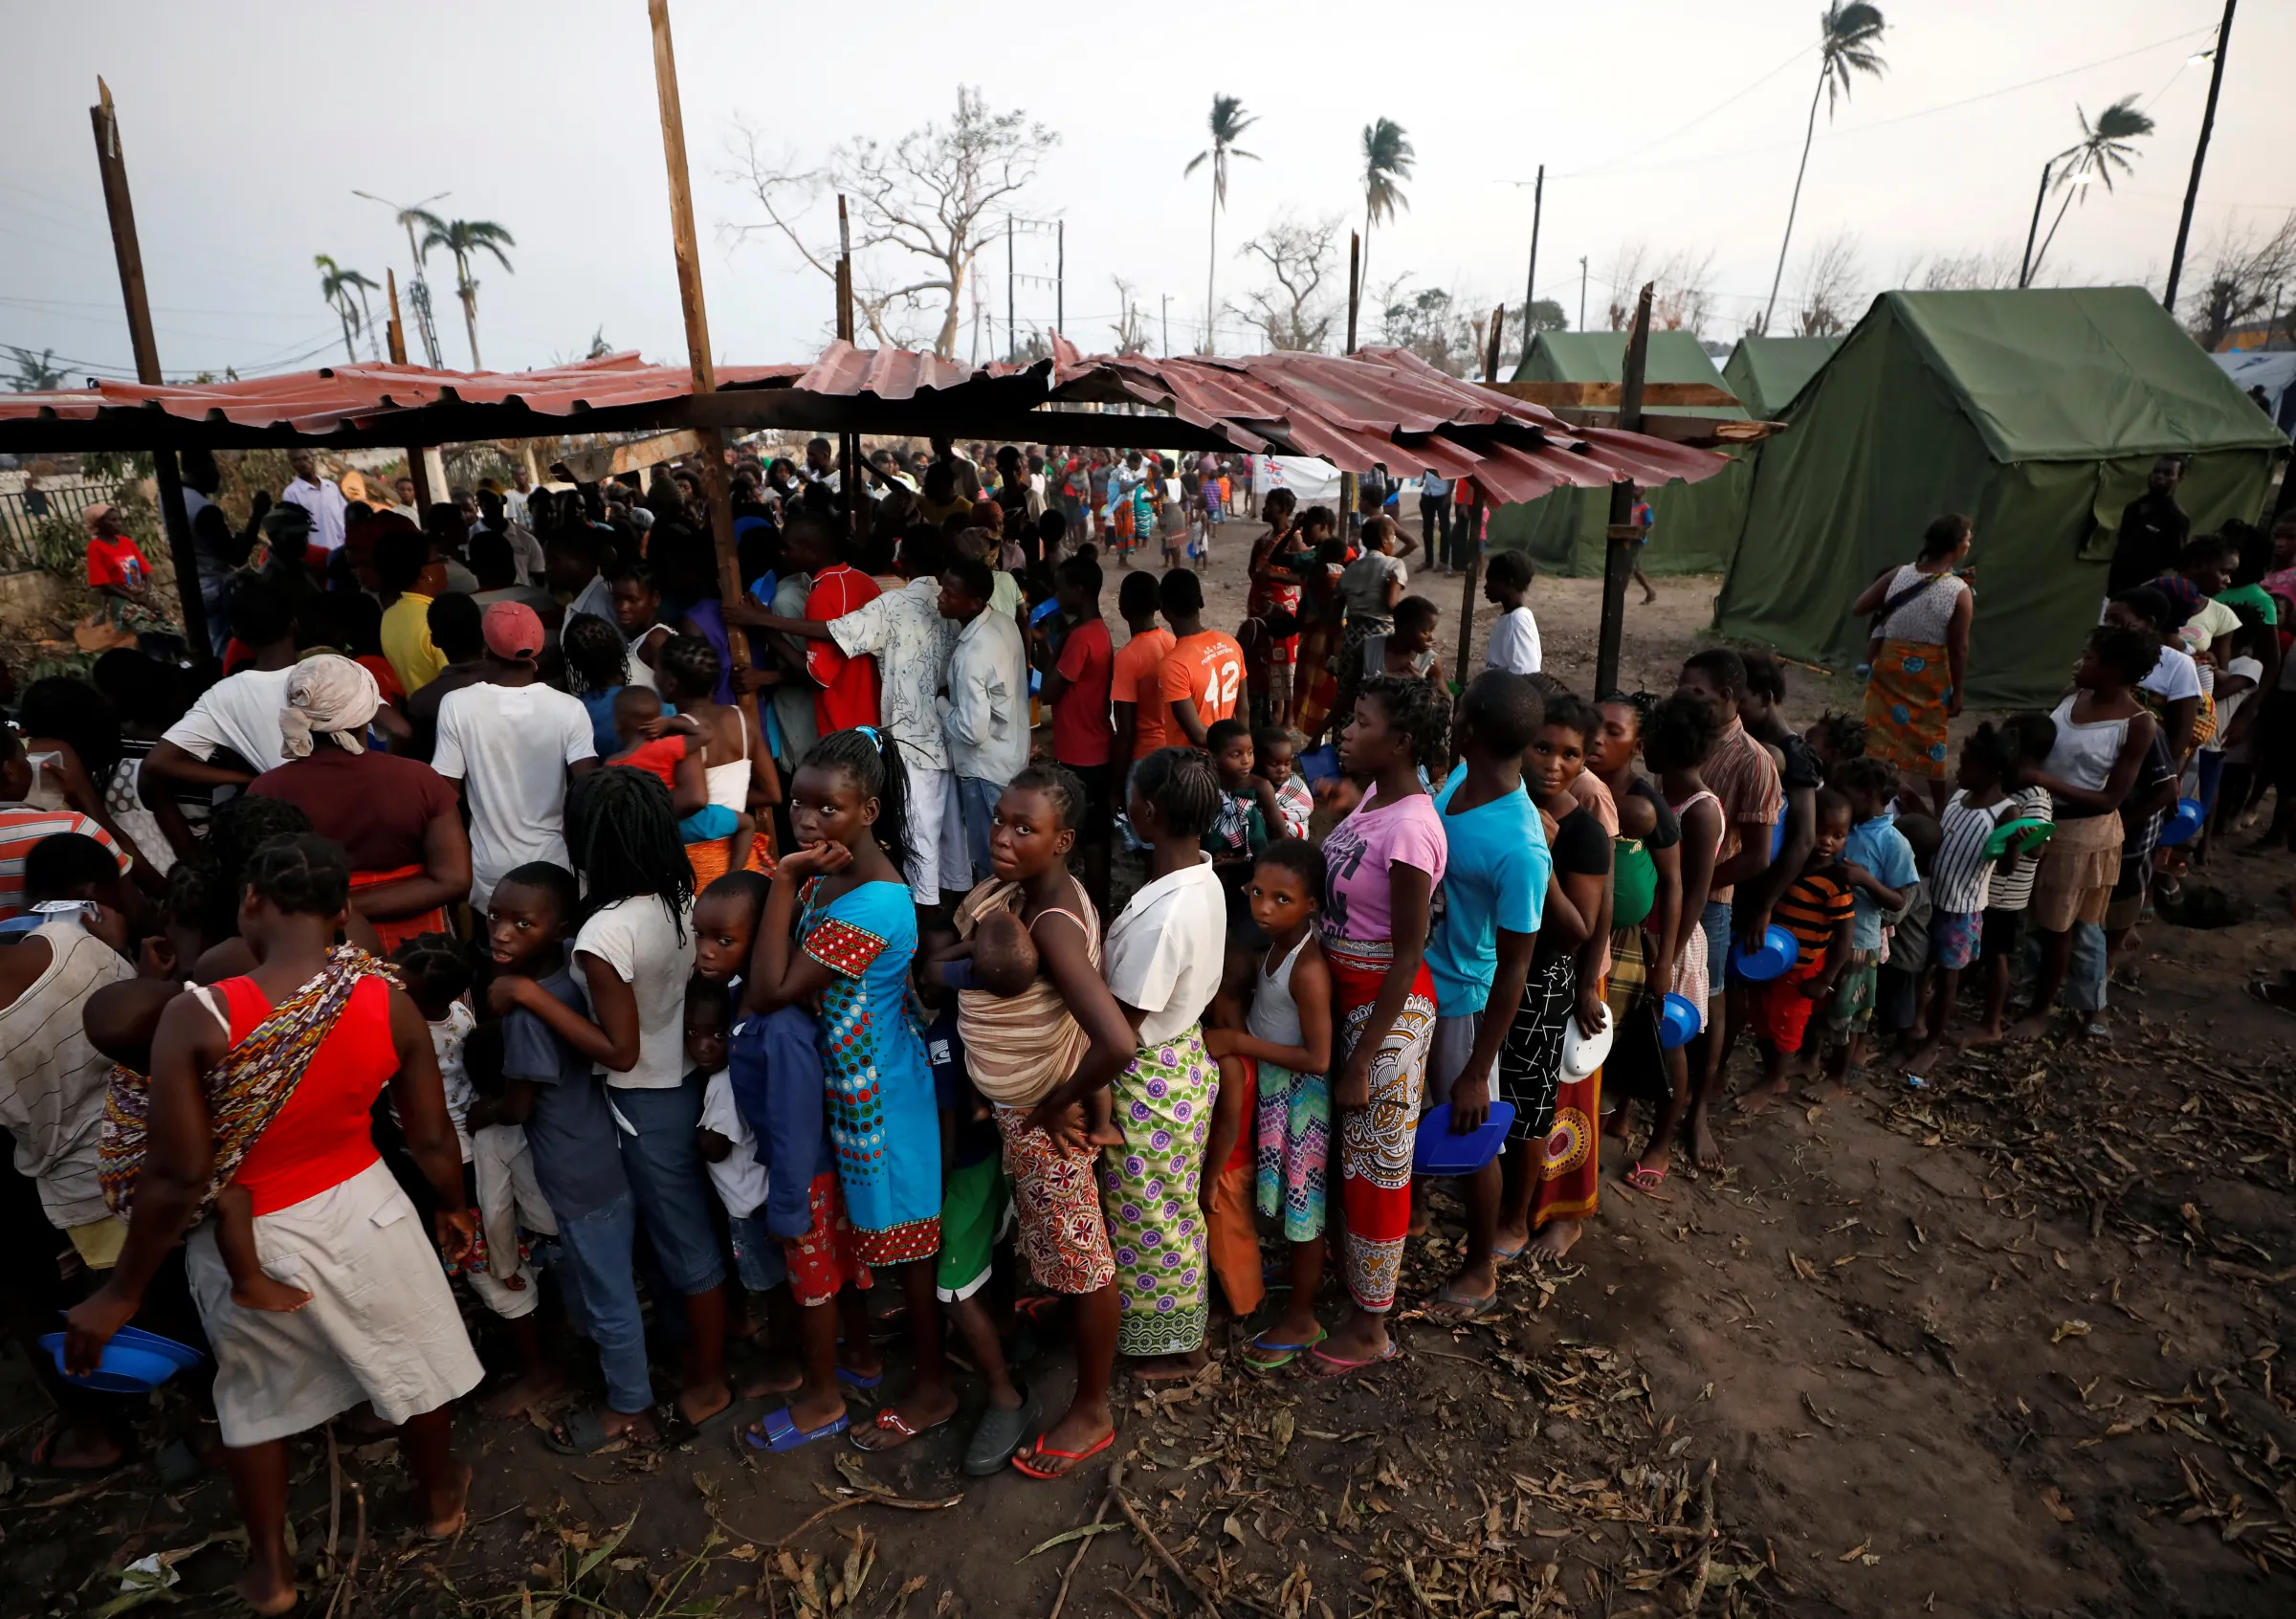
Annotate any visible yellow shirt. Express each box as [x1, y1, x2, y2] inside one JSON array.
[[380, 592, 448, 693]]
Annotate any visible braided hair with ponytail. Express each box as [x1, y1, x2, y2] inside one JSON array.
[[803, 727, 914, 876], [564, 765, 695, 940]]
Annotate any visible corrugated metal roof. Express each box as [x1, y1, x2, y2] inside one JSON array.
[[0, 343, 1726, 503]]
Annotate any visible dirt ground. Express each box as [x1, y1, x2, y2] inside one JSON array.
[[4, 521, 2293, 1618]]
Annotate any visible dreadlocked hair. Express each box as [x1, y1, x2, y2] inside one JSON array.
[[565, 765, 695, 941], [804, 727, 914, 878], [562, 612, 629, 695], [242, 832, 352, 919], [1358, 672, 1451, 769], [1006, 762, 1088, 831], [1133, 746, 1224, 840], [392, 932, 474, 1017]]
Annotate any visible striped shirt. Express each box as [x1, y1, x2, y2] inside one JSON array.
[[1932, 791, 2010, 915], [0, 810, 127, 922], [1986, 787, 2054, 913], [1774, 869, 1853, 972], [1703, 718, 1782, 904], [0, 916, 138, 1228]]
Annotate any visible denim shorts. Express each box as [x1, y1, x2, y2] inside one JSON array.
[[1702, 898, 1732, 998], [728, 1210, 788, 1295], [610, 1076, 726, 1296]]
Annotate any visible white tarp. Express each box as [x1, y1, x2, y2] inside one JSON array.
[[2213, 350, 2296, 438]]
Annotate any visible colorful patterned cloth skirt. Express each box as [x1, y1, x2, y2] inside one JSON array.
[[1532, 973, 1603, 1231], [1325, 936, 1434, 1315], [1864, 638, 1954, 779], [996, 1105, 1116, 1297], [1098, 1025, 1217, 1357], [1253, 1060, 1329, 1242]]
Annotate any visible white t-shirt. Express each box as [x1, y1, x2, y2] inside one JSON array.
[[699, 1069, 767, 1218], [400, 1000, 476, 1164], [2208, 654, 2264, 753], [574, 896, 696, 1091], [161, 665, 296, 773], [2142, 643, 2203, 705], [430, 680, 598, 908], [1485, 606, 1542, 676], [1103, 854, 1227, 1047]]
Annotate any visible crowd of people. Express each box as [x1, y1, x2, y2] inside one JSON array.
[[1, 430, 2291, 1612]]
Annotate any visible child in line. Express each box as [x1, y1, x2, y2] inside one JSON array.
[[743, 728, 951, 1452], [1253, 725, 1314, 840], [481, 861, 652, 1443], [1816, 757, 1916, 1096], [458, 1022, 563, 1395], [1908, 725, 2020, 1071], [1206, 841, 1334, 1350], [1747, 789, 1855, 1094], [607, 686, 750, 859], [692, 978, 784, 1344], [1871, 814, 1937, 1062], [1963, 714, 2057, 1049], [1203, 720, 1273, 921], [653, 634, 775, 884]]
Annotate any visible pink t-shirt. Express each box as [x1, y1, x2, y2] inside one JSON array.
[[1320, 785, 1448, 942]]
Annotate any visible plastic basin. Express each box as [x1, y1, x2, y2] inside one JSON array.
[[1413, 1100, 1518, 1176]]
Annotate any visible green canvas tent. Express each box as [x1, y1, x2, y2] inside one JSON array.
[[1719, 335, 1841, 419], [1712, 287, 2287, 708], [1487, 330, 1753, 576]]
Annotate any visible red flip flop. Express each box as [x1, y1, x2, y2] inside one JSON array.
[[1010, 1429, 1114, 1480]]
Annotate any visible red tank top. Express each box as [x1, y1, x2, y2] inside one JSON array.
[[221, 974, 392, 1216]]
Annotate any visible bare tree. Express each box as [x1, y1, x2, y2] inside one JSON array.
[[2181, 212, 2296, 351], [1899, 246, 2020, 291], [1498, 299, 1567, 360], [1109, 277, 1151, 354], [1601, 242, 1650, 330], [1379, 281, 1473, 375], [1651, 247, 1718, 337], [723, 87, 1059, 359], [1794, 232, 1866, 335], [1234, 213, 1341, 352]]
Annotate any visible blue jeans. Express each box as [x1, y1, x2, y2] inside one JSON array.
[[958, 773, 1005, 887], [612, 1077, 726, 1295], [728, 1212, 788, 1294], [553, 1194, 654, 1415], [1701, 898, 1733, 1000], [2064, 921, 2109, 1014]]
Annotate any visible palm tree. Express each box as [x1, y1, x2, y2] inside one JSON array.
[[6, 346, 64, 391], [1762, 3, 1887, 333], [414, 213, 516, 369], [314, 255, 381, 363], [2026, 96, 2155, 285], [1358, 118, 1415, 316], [1184, 95, 1259, 356]]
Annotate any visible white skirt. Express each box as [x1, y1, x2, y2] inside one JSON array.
[[188, 1159, 484, 1448]]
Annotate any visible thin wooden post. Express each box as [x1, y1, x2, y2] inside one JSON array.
[[88, 78, 208, 658], [1056, 220, 1065, 336], [386, 270, 433, 510], [1455, 307, 1503, 685], [837, 193, 862, 545], [1516, 165, 1543, 375], [648, 0, 761, 727], [2164, 0, 2237, 314], [1594, 283, 1654, 697], [1340, 231, 1360, 539]]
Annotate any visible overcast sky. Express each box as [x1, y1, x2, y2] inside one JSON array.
[[5, 0, 2288, 383]]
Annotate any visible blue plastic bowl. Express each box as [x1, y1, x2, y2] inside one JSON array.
[[1730, 924, 1800, 984], [41, 1323, 205, 1393], [1413, 1100, 1518, 1176], [1658, 991, 1704, 1051], [2158, 797, 2205, 848], [1298, 743, 1342, 787]]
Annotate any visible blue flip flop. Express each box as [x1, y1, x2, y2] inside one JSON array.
[[1242, 1324, 1327, 1371], [835, 1364, 884, 1390], [742, 1406, 851, 1453]]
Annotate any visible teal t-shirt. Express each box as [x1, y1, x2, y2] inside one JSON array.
[[1424, 765, 1553, 1018]]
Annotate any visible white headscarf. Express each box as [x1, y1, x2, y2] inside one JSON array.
[[278, 654, 380, 759]]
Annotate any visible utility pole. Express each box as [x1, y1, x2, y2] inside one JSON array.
[[1595, 283, 1655, 696], [2164, 0, 2238, 315], [1341, 232, 1361, 540], [1161, 294, 1171, 356], [1056, 220, 1065, 337], [1516, 165, 1543, 375], [88, 78, 208, 660], [386, 270, 434, 513], [647, 0, 763, 755], [1578, 257, 1589, 332], [1457, 305, 1503, 682], [1006, 215, 1016, 362], [2018, 158, 2056, 289], [838, 193, 863, 543]]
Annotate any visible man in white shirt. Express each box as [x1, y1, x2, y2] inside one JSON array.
[[939, 554, 1030, 888], [144, 577, 302, 801], [1482, 550, 1543, 676], [278, 448, 348, 558], [1420, 468, 1454, 571], [430, 602, 600, 908]]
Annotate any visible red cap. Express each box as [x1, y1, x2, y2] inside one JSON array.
[[482, 601, 545, 660]]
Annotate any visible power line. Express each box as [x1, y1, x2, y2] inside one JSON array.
[[1537, 40, 1815, 181]]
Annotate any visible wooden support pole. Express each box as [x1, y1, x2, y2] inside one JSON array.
[[1340, 231, 1361, 539], [648, 0, 764, 741], [386, 270, 433, 511], [1516, 165, 1543, 375], [1455, 306, 1503, 685], [88, 78, 209, 659], [1594, 283, 1654, 697], [837, 194, 863, 545]]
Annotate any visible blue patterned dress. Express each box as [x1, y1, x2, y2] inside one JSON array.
[[799, 878, 940, 1264]]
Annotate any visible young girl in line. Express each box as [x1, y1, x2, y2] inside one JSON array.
[[742, 728, 951, 1452], [489, 770, 728, 1433], [1217, 840, 1334, 1366], [1645, 696, 1725, 1148], [1497, 692, 1609, 1261], [1907, 725, 2017, 1071], [928, 765, 1136, 1475], [652, 634, 778, 887], [1021, 748, 1227, 1448], [1299, 675, 1449, 1372], [1587, 696, 1684, 1187]]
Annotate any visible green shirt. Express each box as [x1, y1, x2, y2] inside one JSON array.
[[2217, 582, 2279, 626]]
